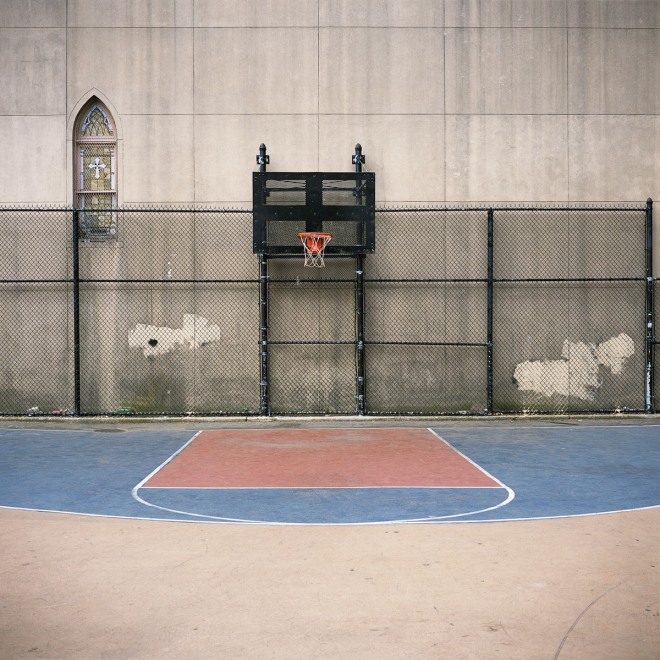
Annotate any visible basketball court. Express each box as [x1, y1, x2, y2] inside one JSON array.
[[0, 420, 657, 525], [0, 417, 658, 658]]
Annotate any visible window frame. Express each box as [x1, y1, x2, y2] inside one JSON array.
[[74, 102, 118, 239]]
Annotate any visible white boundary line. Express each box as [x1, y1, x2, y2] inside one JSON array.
[[1, 503, 658, 526], [131, 430, 201, 513], [131, 428, 516, 524], [139, 485, 503, 490], [426, 428, 509, 489], [409, 428, 516, 522], [0, 425, 656, 525]]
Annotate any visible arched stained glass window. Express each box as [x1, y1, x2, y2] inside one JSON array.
[[75, 101, 117, 238]]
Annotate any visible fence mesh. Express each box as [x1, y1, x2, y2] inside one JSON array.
[[0, 203, 651, 416], [0, 209, 73, 414], [493, 208, 646, 413], [78, 209, 259, 415]]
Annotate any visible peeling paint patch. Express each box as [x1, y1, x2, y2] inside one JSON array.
[[128, 315, 221, 357], [513, 333, 634, 401]]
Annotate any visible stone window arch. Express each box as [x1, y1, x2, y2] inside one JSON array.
[[75, 100, 117, 238]]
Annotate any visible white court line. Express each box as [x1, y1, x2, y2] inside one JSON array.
[[132, 428, 516, 524], [127, 487, 515, 525], [131, 431, 201, 513], [427, 427, 510, 489], [401, 429, 515, 522], [139, 485, 503, 490], [137, 429, 509, 492], [1, 503, 658, 526], [1, 425, 654, 525]]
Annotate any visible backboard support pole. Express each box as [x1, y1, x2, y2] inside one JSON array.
[[354, 144, 367, 415]]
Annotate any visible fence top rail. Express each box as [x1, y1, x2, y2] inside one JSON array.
[[377, 203, 649, 213], [0, 201, 650, 214], [111, 207, 252, 214], [0, 206, 252, 214], [0, 207, 73, 213]]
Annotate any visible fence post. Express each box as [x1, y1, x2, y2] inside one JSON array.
[[645, 198, 654, 413], [256, 143, 270, 415], [487, 208, 494, 414], [72, 210, 81, 415], [353, 144, 366, 415], [259, 254, 269, 415], [356, 255, 366, 415]]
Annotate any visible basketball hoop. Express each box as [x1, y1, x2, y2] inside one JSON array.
[[298, 231, 332, 267]]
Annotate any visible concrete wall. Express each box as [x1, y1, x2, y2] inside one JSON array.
[[0, 1, 657, 414], [0, 0, 657, 205]]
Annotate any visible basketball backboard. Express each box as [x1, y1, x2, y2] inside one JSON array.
[[253, 171, 375, 256]]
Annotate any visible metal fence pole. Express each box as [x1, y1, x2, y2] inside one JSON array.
[[259, 254, 269, 416], [645, 198, 654, 413], [72, 209, 81, 415], [487, 208, 494, 414], [356, 255, 366, 415], [256, 143, 270, 415], [354, 144, 367, 415]]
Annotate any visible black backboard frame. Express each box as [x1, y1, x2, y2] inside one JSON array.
[[253, 171, 375, 255]]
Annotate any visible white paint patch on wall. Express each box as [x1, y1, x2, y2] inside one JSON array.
[[595, 333, 635, 374], [128, 314, 222, 357], [513, 333, 634, 401]]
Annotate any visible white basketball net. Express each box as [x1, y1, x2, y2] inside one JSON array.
[[299, 233, 332, 267]]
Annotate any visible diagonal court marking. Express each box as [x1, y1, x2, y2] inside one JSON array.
[[143, 427, 501, 489]]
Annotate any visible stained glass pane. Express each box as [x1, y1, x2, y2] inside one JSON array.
[[80, 106, 113, 137], [78, 193, 116, 235], [80, 145, 114, 191]]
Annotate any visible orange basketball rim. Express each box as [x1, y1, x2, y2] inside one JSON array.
[[298, 231, 332, 267]]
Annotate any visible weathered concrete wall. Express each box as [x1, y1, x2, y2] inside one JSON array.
[[0, 0, 656, 205], [0, 1, 657, 413]]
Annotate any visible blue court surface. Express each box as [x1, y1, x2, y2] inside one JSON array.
[[0, 421, 658, 525]]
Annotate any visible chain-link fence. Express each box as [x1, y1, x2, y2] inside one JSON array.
[[0, 201, 652, 416], [0, 209, 74, 414], [492, 207, 647, 413]]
